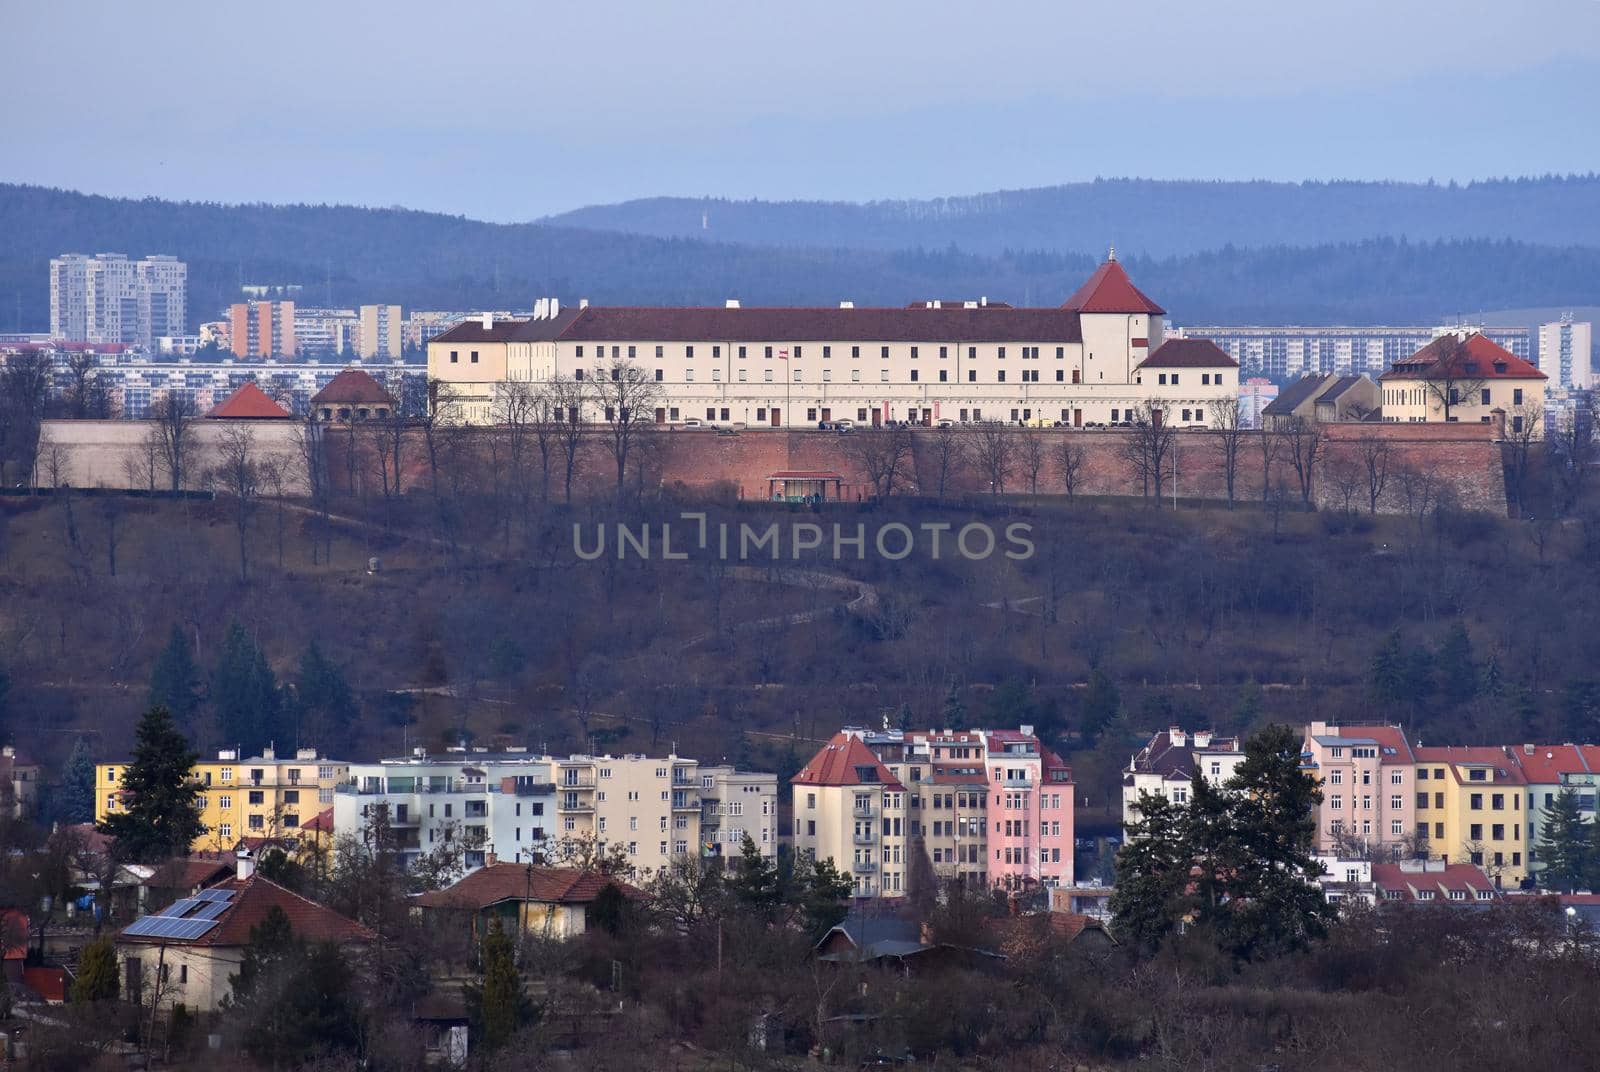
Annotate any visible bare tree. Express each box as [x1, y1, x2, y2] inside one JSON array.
[[212, 424, 262, 580], [418, 379, 461, 502], [1355, 434, 1393, 515], [1210, 397, 1246, 508], [1053, 436, 1086, 502], [1413, 335, 1490, 422], [258, 452, 290, 569], [61, 352, 112, 418], [1256, 425, 1283, 505], [927, 424, 967, 502], [0, 350, 52, 485], [589, 360, 662, 495], [97, 491, 125, 576], [494, 379, 542, 521], [1393, 464, 1440, 527], [1282, 416, 1325, 504], [972, 424, 1016, 495], [297, 415, 334, 564], [1503, 401, 1544, 516], [1547, 396, 1596, 517], [1324, 455, 1363, 514], [1118, 401, 1176, 502], [549, 374, 588, 503], [845, 425, 915, 499], [1017, 428, 1046, 495], [148, 393, 197, 492]]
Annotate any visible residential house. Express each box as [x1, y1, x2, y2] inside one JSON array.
[[1122, 727, 1244, 827], [115, 851, 374, 1012], [1372, 859, 1500, 905], [1301, 722, 1418, 856], [1260, 373, 1380, 429], [414, 863, 643, 940], [1313, 855, 1377, 906], [1512, 744, 1599, 886], [1413, 747, 1530, 887], [1379, 331, 1547, 432]]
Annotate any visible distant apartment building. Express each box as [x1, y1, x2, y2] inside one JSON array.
[[97, 748, 349, 853], [1300, 722, 1418, 857], [50, 253, 187, 350], [427, 257, 1241, 428], [1412, 747, 1529, 888], [359, 304, 403, 360], [229, 301, 297, 358], [1239, 377, 1279, 427], [1181, 324, 1532, 380], [793, 726, 1073, 900], [1509, 743, 1600, 886], [293, 308, 358, 358], [698, 765, 779, 865], [335, 748, 763, 877], [1538, 315, 1593, 390], [1379, 331, 1547, 433], [1122, 727, 1245, 828]]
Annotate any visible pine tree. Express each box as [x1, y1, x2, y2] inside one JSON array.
[[57, 737, 96, 823], [1535, 789, 1588, 893], [729, 833, 780, 919], [230, 908, 363, 1065], [211, 621, 282, 754], [465, 917, 530, 1051], [941, 683, 967, 727], [72, 937, 118, 1003], [1079, 669, 1120, 744], [1435, 621, 1477, 704], [1110, 791, 1190, 952], [1561, 679, 1600, 743], [1369, 630, 1407, 704], [295, 639, 358, 749], [97, 706, 202, 862], [1587, 814, 1600, 894], [148, 624, 201, 729]]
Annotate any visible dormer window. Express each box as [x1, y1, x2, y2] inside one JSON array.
[[855, 766, 879, 783], [1494, 361, 1507, 374]]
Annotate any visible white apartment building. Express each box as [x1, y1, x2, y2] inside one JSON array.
[[50, 253, 187, 350], [293, 308, 359, 358], [333, 748, 770, 878], [359, 304, 404, 360], [1122, 726, 1245, 827], [698, 766, 779, 866], [426, 256, 1239, 428], [1181, 324, 1532, 380], [1538, 315, 1593, 390]]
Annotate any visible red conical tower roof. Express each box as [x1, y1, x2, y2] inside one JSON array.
[[1061, 248, 1165, 315]]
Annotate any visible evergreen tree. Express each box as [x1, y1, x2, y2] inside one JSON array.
[[1511, 682, 1542, 739], [1560, 678, 1600, 743], [1218, 724, 1336, 959], [97, 706, 202, 862], [71, 937, 118, 1003], [148, 624, 201, 729], [787, 850, 853, 937], [729, 833, 781, 919], [229, 904, 297, 1003], [1535, 789, 1588, 893], [57, 737, 96, 823], [1587, 813, 1600, 894], [1435, 621, 1477, 705], [1079, 669, 1120, 744], [465, 917, 530, 1051], [295, 639, 358, 749], [940, 683, 967, 727], [1110, 791, 1190, 952], [1369, 629, 1407, 704], [211, 621, 283, 753], [229, 907, 364, 1066]]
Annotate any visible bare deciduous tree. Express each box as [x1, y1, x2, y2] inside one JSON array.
[[1210, 397, 1246, 508], [1017, 429, 1046, 495], [61, 352, 112, 418], [1256, 425, 1283, 505], [419, 379, 462, 501], [1503, 401, 1544, 516], [1355, 434, 1393, 515], [972, 424, 1016, 496], [927, 424, 967, 502], [212, 424, 261, 580], [1324, 455, 1363, 514], [1053, 436, 1087, 502], [589, 360, 662, 495], [1413, 335, 1490, 422], [1118, 402, 1176, 502], [1547, 396, 1596, 517], [148, 393, 197, 492], [1282, 416, 1325, 504], [297, 415, 334, 565], [549, 374, 588, 503], [845, 426, 915, 499]]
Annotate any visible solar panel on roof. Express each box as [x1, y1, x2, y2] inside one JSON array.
[[197, 889, 235, 903], [159, 897, 204, 919], [191, 901, 230, 921]]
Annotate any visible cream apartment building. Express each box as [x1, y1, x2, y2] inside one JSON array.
[[426, 256, 1239, 429], [554, 752, 706, 875], [793, 726, 1072, 900], [1379, 331, 1547, 434], [698, 765, 779, 866], [1122, 727, 1245, 826]]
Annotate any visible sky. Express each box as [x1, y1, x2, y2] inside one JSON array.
[[4, 0, 1600, 221]]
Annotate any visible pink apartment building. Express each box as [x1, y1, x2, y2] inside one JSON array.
[[1301, 721, 1419, 855]]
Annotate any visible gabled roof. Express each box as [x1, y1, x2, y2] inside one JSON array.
[[1413, 746, 1528, 785], [1315, 375, 1369, 405], [1060, 257, 1165, 316], [117, 874, 374, 948], [1372, 861, 1499, 903], [1129, 729, 1240, 781], [302, 807, 335, 834], [145, 858, 233, 891], [432, 309, 584, 344], [310, 368, 395, 405], [1262, 373, 1333, 416], [1307, 723, 1417, 766], [414, 864, 643, 910], [793, 732, 906, 790], [1135, 338, 1237, 369], [1510, 744, 1591, 785], [556, 306, 1085, 344], [206, 381, 292, 420], [1379, 332, 1547, 382]]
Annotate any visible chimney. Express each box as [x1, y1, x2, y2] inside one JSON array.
[[1194, 731, 1213, 748], [480, 312, 493, 330], [579, 298, 589, 309], [1, 746, 13, 759], [549, 298, 559, 318], [1524, 744, 1534, 755], [1169, 726, 1186, 747], [236, 846, 255, 881], [725, 299, 740, 309], [262, 746, 275, 761], [980, 296, 988, 307], [532, 298, 547, 320], [1019, 724, 1034, 738], [839, 301, 854, 309], [485, 850, 497, 867]]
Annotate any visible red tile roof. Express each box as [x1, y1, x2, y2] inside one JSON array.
[[1372, 861, 1499, 903], [206, 382, 292, 420], [793, 732, 906, 789], [1379, 332, 1547, 382], [310, 368, 395, 405], [118, 875, 374, 948], [1413, 746, 1528, 785], [557, 306, 1085, 344], [1060, 258, 1166, 316], [414, 864, 643, 910], [1511, 744, 1592, 785], [302, 807, 334, 834], [1309, 723, 1417, 766], [146, 858, 233, 891], [1135, 338, 1238, 370]]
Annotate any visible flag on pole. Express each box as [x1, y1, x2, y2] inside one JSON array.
[[778, 348, 788, 360]]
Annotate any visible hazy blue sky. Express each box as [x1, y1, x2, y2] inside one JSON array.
[[5, 0, 1599, 220]]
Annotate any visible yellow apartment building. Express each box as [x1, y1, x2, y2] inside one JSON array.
[[1379, 331, 1547, 433], [97, 748, 349, 853], [1413, 747, 1529, 887]]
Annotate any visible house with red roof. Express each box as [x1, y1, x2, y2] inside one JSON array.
[[1301, 721, 1420, 857], [1123, 726, 1245, 826], [415, 862, 642, 939], [1413, 746, 1530, 886], [205, 381, 293, 420], [309, 367, 396, 423], [115, 850, 373, 1012], [1379, 331, 1547, 432], [1373, 859, 1500, 905]]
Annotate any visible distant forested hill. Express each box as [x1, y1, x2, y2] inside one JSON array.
[[544, 176, 1600, 258], [2, 183, 1599, 330]]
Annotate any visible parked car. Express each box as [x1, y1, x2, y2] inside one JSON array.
[[682, 418, 703, 428], [715, 427, 739, 437], [935, 418, 956, 428], [833, 419, 856, 431], [817, 420, 832, 430]]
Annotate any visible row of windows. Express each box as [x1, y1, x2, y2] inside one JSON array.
[[575, 343, 1080, 361]]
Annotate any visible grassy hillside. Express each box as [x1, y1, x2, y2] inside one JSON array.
[[4, 184, 1600, 332]]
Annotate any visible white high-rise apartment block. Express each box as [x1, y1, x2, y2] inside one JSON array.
[[1538, 315, 1593, 390], [49, 253, 187, 350], [359, 304, 403, 360]]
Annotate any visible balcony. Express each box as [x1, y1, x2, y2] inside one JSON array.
[[852, 805, 876, 819], [853, 832, 876, 845], [1002, 776, 1031, 788], [852, 860, 878, 873], [672, 796, 700, 811], [557, 799, 594, 813]]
